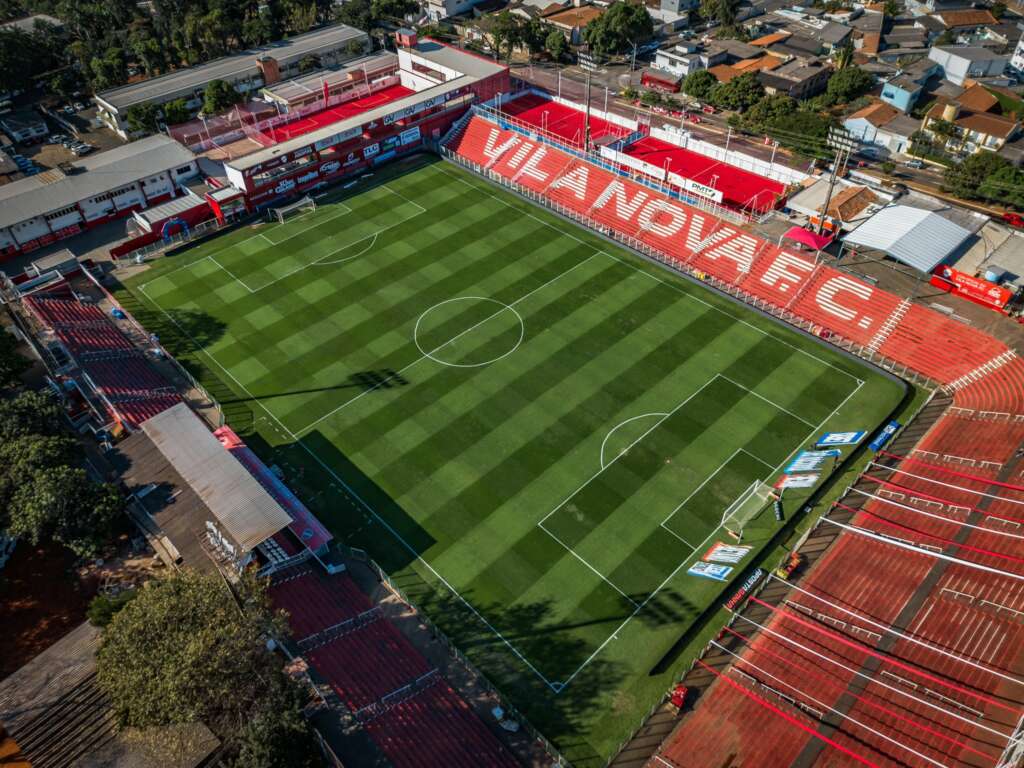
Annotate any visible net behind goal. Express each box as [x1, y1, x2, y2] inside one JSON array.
[[268, 195, 316, 224], [721, 481, 776, 541]]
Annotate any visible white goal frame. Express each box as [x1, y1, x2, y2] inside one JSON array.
[[269, 195, 316, 225], [722, 480, 776, 541]]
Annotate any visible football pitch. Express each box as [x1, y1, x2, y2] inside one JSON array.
[[124, 154, 905, 762]]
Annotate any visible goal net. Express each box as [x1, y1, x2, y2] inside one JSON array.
[[268, 195, 316, 225], [721, 481, 777, 542]]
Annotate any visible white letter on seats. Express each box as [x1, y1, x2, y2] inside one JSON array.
[[592, 180, 649, 220], [638, 200, 688, 238], [760, 251, 815, 293], [483, 129, 519, 161], [549, 165, 590, 201], [816, 275, 872, 322]]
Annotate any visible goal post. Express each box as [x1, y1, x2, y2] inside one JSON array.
[[268, 195, 316, 225], [721, 480, 777, 543]]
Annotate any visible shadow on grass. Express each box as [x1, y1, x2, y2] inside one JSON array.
[[217, 369, 410, 405]]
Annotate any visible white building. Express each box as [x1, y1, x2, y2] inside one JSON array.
[[928, 45, 1008, 86], [0, 135, 198, 257], [1011, 30, 1024, 73]]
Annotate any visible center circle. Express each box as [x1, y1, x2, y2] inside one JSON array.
[[414, 297, 524, 368]]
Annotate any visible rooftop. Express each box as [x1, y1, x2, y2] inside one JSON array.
[[0, 135, 195, 231], [931, 45, 1008, 62], [96, 23, 367, 111], [543, 4, 604, 26], [140, 402, 293, 553], [844, 204, 974, 272], [934, 9, 998, 27], [849, 100, 901, 127], [0, 13, 62, 32], [228, 40, 505, 171], [261, 51, 398, 105]]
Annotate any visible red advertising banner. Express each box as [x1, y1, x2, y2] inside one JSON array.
[[931, 266, 1014, 311]]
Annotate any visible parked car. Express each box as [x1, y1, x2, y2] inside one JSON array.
[[73, 102, 85, 111], [701, 104, 716, 114], [62, 104, 74, 114], [1002, 212, 1024, 228], [904, 159, 924, 169], [72, 143, 94, 156], [688, 114, 702, 124]]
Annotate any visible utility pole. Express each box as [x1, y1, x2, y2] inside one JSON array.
[[818, 146, 845, 236], [725, 126, 732, 153], [583, 68, 593, 152]]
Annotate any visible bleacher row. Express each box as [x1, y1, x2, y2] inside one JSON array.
[[444, 111, 1024, 767], [445, 114, 1015, 391], [268, 565, 518, 767], [24, 294, 181, 428]]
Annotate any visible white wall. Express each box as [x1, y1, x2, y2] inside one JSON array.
[[651, 124, 809, 185], [10, 216, 49, 244], [45, 209, 84, 230]]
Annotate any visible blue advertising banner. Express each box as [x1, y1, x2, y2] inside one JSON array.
[[869, 421, 900, 452], [688, 562, 733, 581], [785, 449, 839, 473], [816, 431, 867, 448]]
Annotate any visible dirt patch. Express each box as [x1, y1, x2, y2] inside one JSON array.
[[0, 541, 96, 680]]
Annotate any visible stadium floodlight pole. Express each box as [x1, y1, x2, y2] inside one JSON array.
[[725, 125, 732, 153], [583, 68, 593, 152], [770, 140, 779, 168], [557, 68, 562, 99], [818, 147, 844, 236]]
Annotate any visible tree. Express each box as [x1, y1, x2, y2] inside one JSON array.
[[742, 93, 795, 129], [0, 390, 64, 443], [90, 46, 128, 90], [0, 329, 28, 389], [88, 590, 138, 628], [334, 0, 372, 30], [944, 151, 1013, 202], [297, 54, 319, 73], [882, 0, 899, 15], [96, 571, 289, 734], [709, 71, 764, 112], [126, 102, 161, 134], [992, 1, 1006, 18], [701, 0, 739, 27], [520, 17, 547, 60], [228, 684, 321, 768], [162, 98, 191, 125], [683, 68, 716, 100], [824, 65, 873, 105], [583, 1, 653, 56], [202, 79, 242, 115], [372, 0, 418, 22], [346, 37, 366, 56], [8, 466, 123, 557], [482, 11, 521, 61], [832, 41, 853, 70], [545, 29, 567, 60]]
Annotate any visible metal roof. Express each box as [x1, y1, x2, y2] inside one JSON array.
[[843, 205, 973, 272], [96, 24, 367, 111], [141, 403, 291, 552], [0, 135, 195, 230]]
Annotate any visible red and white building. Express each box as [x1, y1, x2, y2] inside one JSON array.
[[218, 32, 510, 208], [0, 135, 198, 260]]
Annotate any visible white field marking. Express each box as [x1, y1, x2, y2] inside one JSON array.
[[717, 374, 817, 428], [659, 447, 772, 535], [136, 280, 563, 693], [771, 574, 1024, 688], [255, 200, 353, 247], [537, 377, 722, 530], [599, 412, 668, 470], [433, 163, 864, 386], [294, 252, 600, 437], [556, 377, 864, 692], [413, 297, 525, 368], [537, 521, 640, 608], [314, 233, 378, 266]]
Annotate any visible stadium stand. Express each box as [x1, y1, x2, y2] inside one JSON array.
[[497, 91, 631, 148], [444, 108, 1024, 768], [23, 294, 181, 428], [268, 563, 519, 767]]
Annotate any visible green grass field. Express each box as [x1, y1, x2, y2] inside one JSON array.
[[122, 154, 906, 764]]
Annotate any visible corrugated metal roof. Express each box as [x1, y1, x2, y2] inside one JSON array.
[[141, 403, 291, 552], [844, 205, 972, 272], [0, 135, 195, 230]]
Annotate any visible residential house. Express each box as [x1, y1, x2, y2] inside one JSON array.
[[928, 45, 1008, 86], [912, 14, 946, 43], [880, 58, 941, 111], [758, 59, 831, 99], [1011, 29, 1024, 73], [767, 33, 824, 61], [907, 0, 976, 13], [543, 4, 604, 44], [932, 9, 998, 33], [0, 113, 48, 143], [922, 83, 1020, 154], [0, 12, 62, 32], [709, 54, 784, 83], [646, 0, 691, 34], [844, 100, 920, 153], [654, 43, 728, 77], [642, 67, 683, 91]]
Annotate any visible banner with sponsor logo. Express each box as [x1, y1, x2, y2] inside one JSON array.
[[703, 542, 752, 564], [273, 178, 295, 195], [314, 126, 361, 152], [399, 126, 421, 146], [725, 568, 765, 610], [320, 160, 340, 176], [785, 449, 840, 473], [688, 561, 733, 581], [815, 431, 867, 448], [667, 172, 725, 204], [363, 143, 380, 159], [774, 473, 819, 490], [381, 135, 401, 152], [931, 266, 1014, 311], [869, 421, 900, 452]]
